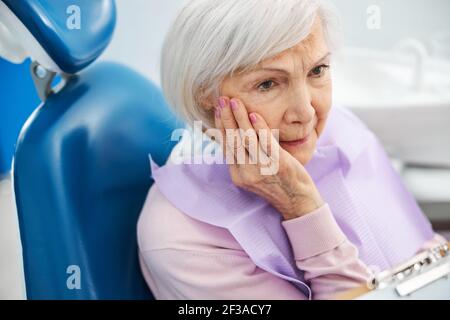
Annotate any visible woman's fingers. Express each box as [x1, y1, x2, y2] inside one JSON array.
[[214, 105, 226, 156], [217, 96, 281, 167], [229, 98, 258, 163], [218, 97, 243, 158], [217, 97, 245, 164], [249, 112, 280, 163], [229, 98, 253, 132], [218, 97, 237, 130], [215, 103, 236, 164]]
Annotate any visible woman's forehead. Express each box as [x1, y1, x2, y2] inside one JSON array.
[[243, 47, 329, 79], [229, 18, 328, 79]]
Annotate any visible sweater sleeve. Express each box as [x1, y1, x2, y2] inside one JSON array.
[[281, 204, 448, 299], [281, 203, 373, 299]]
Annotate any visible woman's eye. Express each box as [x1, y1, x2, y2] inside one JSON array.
[[257, 80, 276, 92], [308, 64, 330, 77]]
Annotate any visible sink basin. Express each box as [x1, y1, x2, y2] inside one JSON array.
[[332, 46, 450, 166]]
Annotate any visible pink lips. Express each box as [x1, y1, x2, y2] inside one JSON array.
[[280, 134, 310, 147]]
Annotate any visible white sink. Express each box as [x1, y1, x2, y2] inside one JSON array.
[[332, 46, 450, 166]]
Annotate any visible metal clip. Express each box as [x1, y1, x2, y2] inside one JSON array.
[[30, 61, 70, 101], [370, 243, 450, 292]]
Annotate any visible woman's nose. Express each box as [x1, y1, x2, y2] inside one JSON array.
[[283, 86, 315, 124]]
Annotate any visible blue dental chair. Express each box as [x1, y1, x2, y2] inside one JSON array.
[[0, 58, 39, 175], [0, 0, 182, 299]]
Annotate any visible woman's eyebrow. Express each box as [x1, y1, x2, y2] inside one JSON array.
[[310, 52, 331, 66], [249, 52, 331, 75]]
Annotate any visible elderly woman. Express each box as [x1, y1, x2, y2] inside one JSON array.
[[137, 0, 446, 299]]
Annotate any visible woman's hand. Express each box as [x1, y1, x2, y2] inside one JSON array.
[[214, 97, 325, 221]]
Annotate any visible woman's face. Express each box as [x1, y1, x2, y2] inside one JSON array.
[[219, 19, 332, 165]]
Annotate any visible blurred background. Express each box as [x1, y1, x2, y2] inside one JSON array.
[[1, 0, 449, 299]]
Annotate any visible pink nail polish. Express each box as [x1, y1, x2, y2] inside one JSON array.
[[249, 113, 257, 124], [219, 98, 226, 109], [215, 107, 221, 118], [230, 100, 238, 111]]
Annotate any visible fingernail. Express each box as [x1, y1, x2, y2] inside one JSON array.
[[249, 113, 257, 124], [230, 99, 238, 111], [219, 97, 226, 109], [215, 107, 221, 118]]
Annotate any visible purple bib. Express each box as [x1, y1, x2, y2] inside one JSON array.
[[149, 105, 434, 298]]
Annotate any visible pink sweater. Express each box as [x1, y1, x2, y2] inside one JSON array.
[[137, 184, 447, 300]]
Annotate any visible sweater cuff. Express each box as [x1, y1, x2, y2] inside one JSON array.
[[281, 203, 346, 260]]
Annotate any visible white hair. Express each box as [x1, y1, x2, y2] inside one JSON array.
[[161, 0, 341, 129]]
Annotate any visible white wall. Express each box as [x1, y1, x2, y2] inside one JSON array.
[[100, 0, 186, 85], [101, 0, 450, 84], [331, 0, 450, 51]]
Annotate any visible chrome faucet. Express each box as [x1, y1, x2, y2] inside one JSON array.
[[394, 38, 428, 92]]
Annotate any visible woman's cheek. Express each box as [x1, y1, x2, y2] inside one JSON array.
[[312, 83, 332, 114], [309, 88, 331, 137], [236, 91, 273, 114]]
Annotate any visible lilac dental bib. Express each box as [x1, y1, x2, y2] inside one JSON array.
[[149, 106, 434, 298]]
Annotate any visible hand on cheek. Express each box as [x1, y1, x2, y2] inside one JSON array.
[[214, 96, 325, 221]]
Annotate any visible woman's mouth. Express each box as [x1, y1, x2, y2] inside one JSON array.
[[279, 134, 310, 147]]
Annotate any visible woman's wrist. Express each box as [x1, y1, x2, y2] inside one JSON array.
[[281, 194, 326, 221]]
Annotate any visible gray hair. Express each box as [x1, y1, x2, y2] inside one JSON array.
[[161, 0, 341, 129]]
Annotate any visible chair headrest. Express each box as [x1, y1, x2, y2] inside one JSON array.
[[0, 0, 116, 74]]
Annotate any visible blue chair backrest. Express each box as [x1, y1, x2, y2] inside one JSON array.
[[0, 58, 39, 175], [4, 0, 184, 299], [14, 61, 182, 299]]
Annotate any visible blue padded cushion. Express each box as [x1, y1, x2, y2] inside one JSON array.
[[2, 0, 116, 73], [13, 62, 183, 299], [0, 58, 39, 174]]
